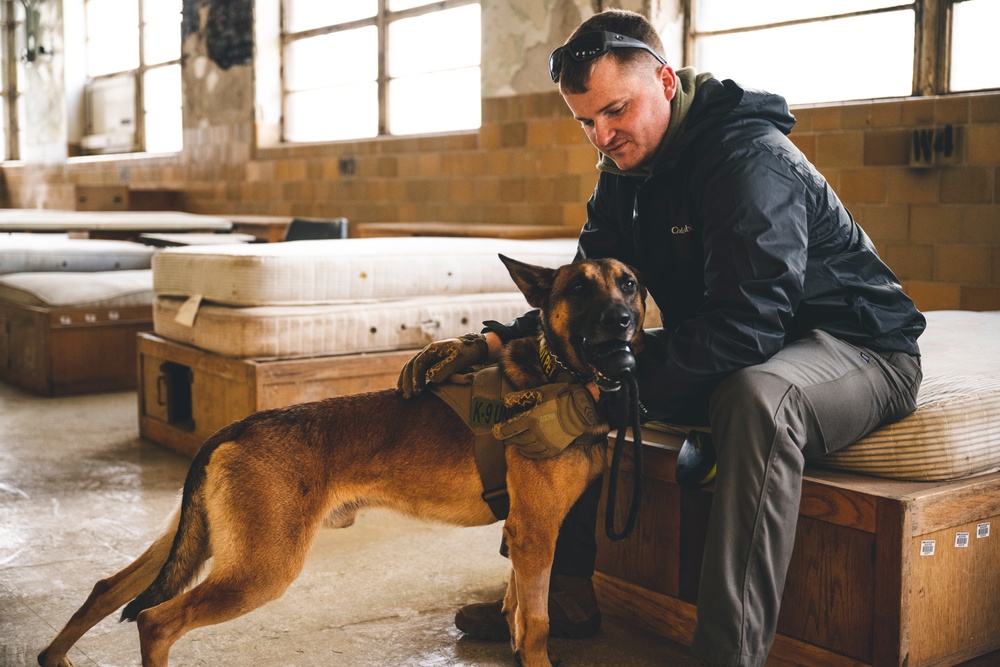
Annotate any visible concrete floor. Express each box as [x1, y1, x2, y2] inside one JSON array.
[[0, 381, 700, 667]]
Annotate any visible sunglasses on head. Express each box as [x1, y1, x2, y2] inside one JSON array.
[[548, 30, 668, 83]]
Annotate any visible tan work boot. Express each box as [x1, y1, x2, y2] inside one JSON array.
[[454, 574, 601, 640]]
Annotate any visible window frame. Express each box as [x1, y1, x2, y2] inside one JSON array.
[[81, 0, 181, 155], [681, 0, 993, 101], [278, 0, 480, 142]]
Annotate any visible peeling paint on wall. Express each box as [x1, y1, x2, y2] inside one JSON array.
[[482, 0, 664, 97], [184, 0, 253, 71], [17, 0, 66, 162], [182, 0, 254, 129]]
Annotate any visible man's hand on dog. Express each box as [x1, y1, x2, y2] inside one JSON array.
[[397, 333, 491, 398], [494, 381, 605, 458]]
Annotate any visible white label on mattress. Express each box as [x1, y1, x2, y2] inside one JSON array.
[[955, 532, 970, 548], [978, 522, 991, 538], [920, 540, 935, 556], [175, 294, 204, 327]]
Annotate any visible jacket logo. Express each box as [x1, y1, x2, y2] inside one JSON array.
[[671, 224, 692, 235]]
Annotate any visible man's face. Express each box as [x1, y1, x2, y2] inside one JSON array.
[[561, 56, 676, 172]]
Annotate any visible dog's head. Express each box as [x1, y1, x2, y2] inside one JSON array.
[[500, 254, 646, 390]]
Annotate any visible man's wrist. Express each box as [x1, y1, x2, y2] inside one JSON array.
[[485, 331, 503, 362]]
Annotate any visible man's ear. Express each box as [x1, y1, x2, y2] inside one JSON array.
[[660, 65, 677, 102], [498, 254, 555, 309]]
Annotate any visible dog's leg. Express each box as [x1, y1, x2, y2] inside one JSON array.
[[502, 567, 519, 652], [38, 509, 180, 667], [135, 451, 327, 667], [503, 452, 601, 667], [136, 563, 305, 667], [505, 522, 556, 667]]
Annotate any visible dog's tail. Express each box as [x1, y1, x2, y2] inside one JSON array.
[[119, 425, 234, 622]]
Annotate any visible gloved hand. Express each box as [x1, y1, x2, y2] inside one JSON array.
[[396, 333, 489, 398], [493, 382, 605, 459]]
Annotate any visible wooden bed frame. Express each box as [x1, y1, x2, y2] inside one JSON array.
[[594, 428, 1000, 667], [0, 301, 151, 396]]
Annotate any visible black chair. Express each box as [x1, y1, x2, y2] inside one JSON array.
[[282, 217, 349, 241]]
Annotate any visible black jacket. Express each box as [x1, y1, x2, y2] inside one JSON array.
[[492, 78, 925, 423]]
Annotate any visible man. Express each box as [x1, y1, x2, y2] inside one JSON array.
[[398, 9, 925, 667]]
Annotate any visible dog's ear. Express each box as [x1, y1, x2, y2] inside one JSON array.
[[499, 254, 556, 309]]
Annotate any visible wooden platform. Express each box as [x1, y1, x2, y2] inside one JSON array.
[[0, 301, 151, 395], [594, 428, 1000, 667], [137, 333, 418, 457]]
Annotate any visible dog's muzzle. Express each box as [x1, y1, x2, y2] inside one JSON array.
[[584, 339, 636, 390]]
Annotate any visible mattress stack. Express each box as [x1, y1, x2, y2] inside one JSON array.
[[151, 236, 580, 360], [0, 234, 158, 395], [0, 234, 155, 310]]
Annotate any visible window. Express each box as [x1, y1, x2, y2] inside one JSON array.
[[686, 0, 999, 105], [949, 0, 1000, 92], [82, 0, 182, 154], [279, 0, 481, 143]]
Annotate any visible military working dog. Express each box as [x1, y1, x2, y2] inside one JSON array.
[[38, 254, 646, 667]]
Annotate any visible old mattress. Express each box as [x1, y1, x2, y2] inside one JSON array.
[[152, 237, 579, 305], [0, 210, 232, 233], [0, 270, 154, 308], [153, 292, 532, 360], [0, 235, 154, 274], [819, 310, 1000, 481], [151, 236, 578, 359]]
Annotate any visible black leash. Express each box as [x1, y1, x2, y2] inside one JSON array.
[[604, 373, 643, 542]]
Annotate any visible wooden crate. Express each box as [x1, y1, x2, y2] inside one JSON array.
[[0, 301, 151, 395], [595, 429, 1000, 667], [137, 333, 418, 457]]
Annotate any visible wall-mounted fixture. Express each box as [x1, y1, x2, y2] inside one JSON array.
[[20, 0, 52, 64]]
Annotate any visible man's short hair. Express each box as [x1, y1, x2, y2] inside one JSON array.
[[557, 9, 667, 94]]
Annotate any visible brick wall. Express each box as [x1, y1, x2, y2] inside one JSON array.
[[789, 93, 1000, 311], [2, 90, 998, 311]]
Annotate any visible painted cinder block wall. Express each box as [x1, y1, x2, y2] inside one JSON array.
[[1, 0, 998, 312]]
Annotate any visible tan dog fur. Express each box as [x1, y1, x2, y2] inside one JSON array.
[[38, 255, 646, 667]]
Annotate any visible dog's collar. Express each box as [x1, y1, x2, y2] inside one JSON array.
[[538, 337, 585, 384]]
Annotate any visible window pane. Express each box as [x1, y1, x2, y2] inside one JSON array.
[[285, 82, 378, 142], [285, 27, 378, 91], [143, 64, 181, 112], [388, 0, 440, 11], [695, 11, 913, 105], [143, 0, 181, 65], [86, 0, 138, 76], [144, 108, 182, 153], [284, 0, 376, 32], [143, 65, 182, 152], [695, 0, 910, 32], [387, 4, 480, 78], [388, 67, 480, 135], [950, 0, 1000, 92]]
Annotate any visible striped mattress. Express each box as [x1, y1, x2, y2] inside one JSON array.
[[818, 310, 1000, 481], [151, 236, 579, 359]]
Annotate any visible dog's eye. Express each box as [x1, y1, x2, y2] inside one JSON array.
[[621, 278, 636, 293]]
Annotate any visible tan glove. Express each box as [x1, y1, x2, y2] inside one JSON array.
[[493, 382, 604, 459], [396, 333, 489, 398]]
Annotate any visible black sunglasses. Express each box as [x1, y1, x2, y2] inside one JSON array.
[[549, 30, 668, 83]]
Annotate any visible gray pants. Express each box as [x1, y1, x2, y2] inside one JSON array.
[[689, 330, 922, 667]]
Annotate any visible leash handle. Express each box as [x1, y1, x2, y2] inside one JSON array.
[[604, 374, 643, 542]]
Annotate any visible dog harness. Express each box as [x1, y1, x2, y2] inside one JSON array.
[[429, 365, 517, 520], [429, 342, 598, 521]]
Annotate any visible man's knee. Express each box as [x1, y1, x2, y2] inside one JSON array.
[[710, 366, 794, 427]]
